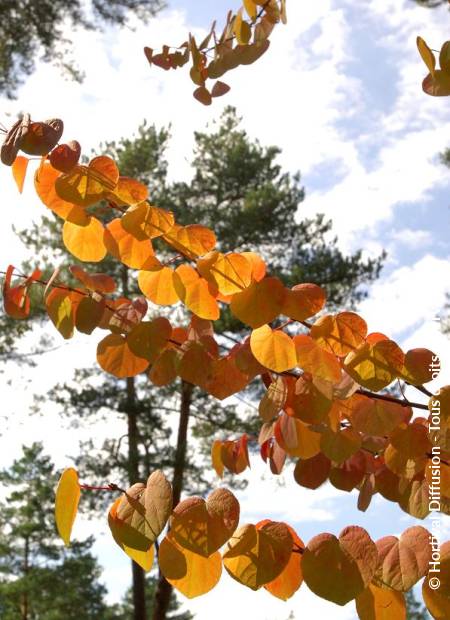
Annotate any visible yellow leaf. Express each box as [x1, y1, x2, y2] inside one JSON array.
[[108, 498, 155, 571], [417, 36, 436, 77], [243, 0, 258, 20], [250, 325, 297, 373], [234, 9, 252, 45], [173, 264, 219, 320], [55, 468, 81, 546], [159, 535, 222, 598]]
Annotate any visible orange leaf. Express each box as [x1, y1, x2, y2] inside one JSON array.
[[12, 155, 29, 193], [69, 265, 116, 294], [344, 340, 404, 391], [400, 348, 439, 385], [274, 413, 321, 459], [122, 202, 175, 240], [294, 334, 342, 383], [205, 356, 249, 400], [282, 283, 326, 322], [230, 277, 286, 328], [106, 176, 149, 207], [302, 526, 378, 605], [164, 224, 217, 259], [20, 119, 63, 156], [355, 583, 406, 620], [373, 526, 432, 591], [127, 317, 172, 363], [219, 435, 251, 475], [63, 217, 107, 262], [55, 156, 119, 207], [293, 453, 331, 489], [173, 264, 219, 320], [97, 333, 149, 378], [105, 218, 160, 270], [46, 288, 80, 339], [3, 265, 41, 319], [223, 521, 293, 590], [203, 252, 253, 295], [264, 523, 304, 601], [384, 423, 431, 479], [310, 312, 367, 356], [171, 488, 240, 557], [138, 266, 179, 306], [34, 162, 89, 223]]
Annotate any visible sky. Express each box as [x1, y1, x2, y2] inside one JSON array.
[[1, 0, 450, 618]]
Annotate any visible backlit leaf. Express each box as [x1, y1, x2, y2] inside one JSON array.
[[264, 523, 304, 600], [275, 414, 321, 459], [55, 156, 119, 207], [138, 266, 179, 306], [63, 217, 107, 262], [311, 312, 367, 357], [46, 288, 79, 339], [294, 334, 342, 383], [250, 325, 297, 373], [49, 140, 81, 173], [35, 162, 89, 223], [122, 202, 175, 240], [97, 333, 149, 378], [230, 277, 286, 328], [105, 218, 161, 270], [344, 340, 404, 391], [159, 534, 222, 598], [108, 498, 155, 571], [12, 155, 29, 193], [127, 317, 172, 363], [223, 521, 293, 590], [282, 283, 326, 322], [55, 468, 80, 546], [173, 264, 220, 320], [171, 488, 240, 557]]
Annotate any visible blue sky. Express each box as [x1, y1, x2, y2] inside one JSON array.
[[0, 0, 450, 618]]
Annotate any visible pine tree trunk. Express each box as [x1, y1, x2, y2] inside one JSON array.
[[120, 265, 148, 620], [152, 380, 193, 620], [126, 376, 147, 620]]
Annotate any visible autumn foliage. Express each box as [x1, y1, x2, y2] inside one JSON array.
[[2, 3, 450, 619]]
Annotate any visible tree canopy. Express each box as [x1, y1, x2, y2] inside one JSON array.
[[0, 0, 164, 98]]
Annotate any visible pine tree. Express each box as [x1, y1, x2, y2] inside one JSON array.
[[0, 0, 164, 98], [0, 443, 115, 620]]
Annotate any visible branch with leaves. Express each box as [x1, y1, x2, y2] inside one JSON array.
[[144, 0, 287, 104]]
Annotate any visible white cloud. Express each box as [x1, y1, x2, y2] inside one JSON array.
[[359, 254, 450, 337], [390, 228, 433, 248]]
